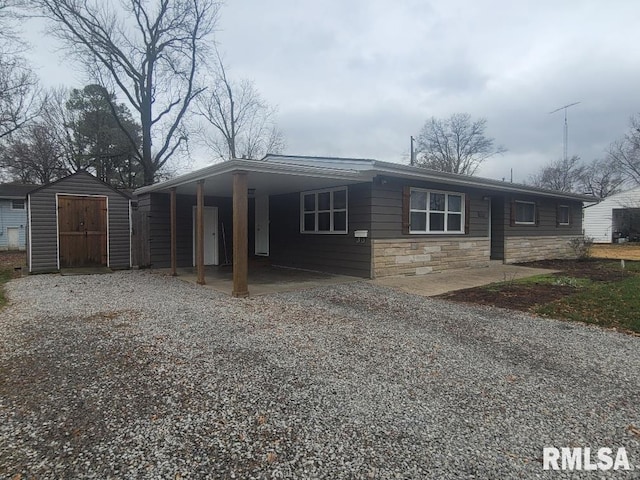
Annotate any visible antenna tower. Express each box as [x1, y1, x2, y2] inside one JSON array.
[[549, 102, 580, 161]]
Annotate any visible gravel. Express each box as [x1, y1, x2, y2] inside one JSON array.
[[0, 270, 639, 479]]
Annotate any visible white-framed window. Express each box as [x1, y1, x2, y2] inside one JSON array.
[[11, 199, 25, 210], [409, 188, 464, 234], [558, 205, 570, 225], [515, 201, 536, 224], [300, 187, 348, 234]]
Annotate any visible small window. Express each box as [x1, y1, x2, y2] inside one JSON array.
[[300, 187, 348, 234], [409, 189, 465, 234], [558, 205, 570, 225], [11, 199, 25, 210], [515, 201, 536, 224]]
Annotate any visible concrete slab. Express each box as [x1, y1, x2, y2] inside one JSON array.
[[372, 262, 560, 297], [155, 265, 361, 296]]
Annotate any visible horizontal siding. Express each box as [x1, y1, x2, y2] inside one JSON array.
[[370, 178, 489, 239], [147, 193, 235, 268], [270, 183, 372, 277], [0, 199, 28, 249], [582, 189, 640, 242], [503, 197, 582, 237], [28, 173, 131, 272]]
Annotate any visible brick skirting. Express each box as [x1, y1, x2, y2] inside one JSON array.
[[504, 235, 581, 263], [372, 237, 490, 278]]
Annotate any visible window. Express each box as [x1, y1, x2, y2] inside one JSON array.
[[558, 205, 570, 225], [515, 201, 536, 224], [409, 189, 464, 234], [11, 199, 25, 210], [301, 187, 348, 233]]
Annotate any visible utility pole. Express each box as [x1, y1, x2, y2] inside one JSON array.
[[410, 136, 415, 166], [549, 102, 580, 162]]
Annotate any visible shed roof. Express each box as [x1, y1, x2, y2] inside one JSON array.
[[27, 171, 132, 200]]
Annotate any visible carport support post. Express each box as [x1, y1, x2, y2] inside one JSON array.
[[196, 180, 205, 285], [232, 171, 249, 297], [170, 187, 177, 276]]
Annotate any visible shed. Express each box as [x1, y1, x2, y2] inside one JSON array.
[[27, 171, 132, 273], [583, 187, 640, 243]]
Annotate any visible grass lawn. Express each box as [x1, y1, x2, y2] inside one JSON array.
[[535, 274, 640, 333], [439, 259, 640, 335]]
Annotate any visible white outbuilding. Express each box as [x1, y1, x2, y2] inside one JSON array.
[[583, 186, 640, 243]]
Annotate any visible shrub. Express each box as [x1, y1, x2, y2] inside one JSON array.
[[569, 236, 594, 260]]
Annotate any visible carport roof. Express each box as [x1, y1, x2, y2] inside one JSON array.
[[134, 154, 597, 202]]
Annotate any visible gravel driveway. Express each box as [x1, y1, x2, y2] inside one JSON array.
[[1, 271, 639, 479]]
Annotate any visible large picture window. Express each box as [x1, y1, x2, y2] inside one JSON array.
[[515, 201, 536, 224], [301, 187, 348, 234], [409, 189, 464, 234]]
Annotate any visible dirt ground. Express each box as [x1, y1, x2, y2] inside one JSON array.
[[438, 259, 634, 311], [0, 252, 26, 278], [591, 243, 640, 260]]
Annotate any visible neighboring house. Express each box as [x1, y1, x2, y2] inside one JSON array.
[[27, 171, 132, 273], [583, 186, 640, 243], [0, 183, 39, 251], [134, 155, 594, 297]]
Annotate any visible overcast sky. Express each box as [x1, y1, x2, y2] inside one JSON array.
[[23, 0, 640, 182]]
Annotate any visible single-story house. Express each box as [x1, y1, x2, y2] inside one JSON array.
[[134, 155, 594, 297], [583, 186, 640, 243], [0, 183, 39, 251], [27, 171, 132, 273]]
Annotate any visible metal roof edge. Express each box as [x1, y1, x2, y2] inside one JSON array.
[[134, 158, 370, 195], [369, 161, 597, 202]]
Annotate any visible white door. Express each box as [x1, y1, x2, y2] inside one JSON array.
[[255, 195, 269, 256], [192, 206, 219, 266], [7, 227, 19, 250]]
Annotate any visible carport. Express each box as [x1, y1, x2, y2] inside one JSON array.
[[134, 158, 373, 297]]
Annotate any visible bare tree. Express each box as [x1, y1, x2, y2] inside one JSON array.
[[29, 0, 221, 185], [529, 155, 584, 192], [196, 53, 285, 161], [608, 114, 640, 185], [0, 0, 41, 140], [577, 158, 623, 198], [415, 113, 505, 175], [0, 121, 68, 184]]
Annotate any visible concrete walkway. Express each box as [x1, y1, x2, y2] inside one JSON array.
[[372, 262, 559, 297], [157, 265, 361, 296]]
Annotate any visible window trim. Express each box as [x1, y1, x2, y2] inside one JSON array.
[[11, 199, 25, 210], [558, 204, 570, 226], [300, 186, 348, 234], [409, 188, 465, 235], [514, 200, 536, 225]]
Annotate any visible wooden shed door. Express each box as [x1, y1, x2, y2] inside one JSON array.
[[58, 195, 107, 267]]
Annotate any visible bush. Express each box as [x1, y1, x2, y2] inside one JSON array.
[[569, 236, 594, 260]]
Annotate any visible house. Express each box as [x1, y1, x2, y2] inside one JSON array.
[[26, 171, 132, 273], [134, 155, 594, 297], [583, 186, 640, 243], [0, 183, 39, 251]]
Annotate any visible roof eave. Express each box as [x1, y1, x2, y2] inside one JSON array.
[[134, 158, 372, 195], [370, 163, 596, 202]]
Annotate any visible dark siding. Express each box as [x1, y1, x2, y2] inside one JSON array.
[[490, 196, 505, 259], [145, 192, 235, 268], [270, 183, 372, 277], [503, 197, 583, 236], [370, 177, 489, 239], [28, 172, 131, 273]]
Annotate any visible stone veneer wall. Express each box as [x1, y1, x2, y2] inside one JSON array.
[[372, 237, 490, 278], [504, 235, 581, 264]]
